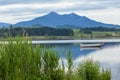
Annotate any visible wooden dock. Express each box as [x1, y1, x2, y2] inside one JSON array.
[[80, 43, 102, 50]]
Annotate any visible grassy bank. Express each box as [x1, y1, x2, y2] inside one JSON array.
[[0, 40, 111, 80], [74, 29, 120, 39]]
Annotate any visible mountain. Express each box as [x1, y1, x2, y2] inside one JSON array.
[[0, 22, 11, 28], [14, 12, 119, 28]]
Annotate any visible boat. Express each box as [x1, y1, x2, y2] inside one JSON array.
[[80, 43, 102, 49]]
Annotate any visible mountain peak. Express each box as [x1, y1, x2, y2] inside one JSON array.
[[48, 12, 59, 16], [70, 13, 77, 15], [68, 13, 80, 17], [14, 12, 119, 28]]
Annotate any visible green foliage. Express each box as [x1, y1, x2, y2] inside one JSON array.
[[0, 40, 111, 80], [77, 59, 111, 80], [0, 40, 64, 80], [67, 50, 73, 80], [0, 27, 74, 38], [99, 69, 111, 80], [67, 50, 73, 72], [42, 51, 64, 80], [0, 41, 42, 80]]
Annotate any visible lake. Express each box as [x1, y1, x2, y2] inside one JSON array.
[[40, 42, 120, 80]]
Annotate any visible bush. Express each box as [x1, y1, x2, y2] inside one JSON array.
[[77, 59, 111, 80]]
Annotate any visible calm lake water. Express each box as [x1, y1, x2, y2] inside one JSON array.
[[41, 42, 120, 80]]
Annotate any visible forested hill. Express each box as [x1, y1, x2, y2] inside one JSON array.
[[0, 27, 74, 37], [0, 22, 11, 28]]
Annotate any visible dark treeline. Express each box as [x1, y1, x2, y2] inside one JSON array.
[[81, 26, 120, 31], [0, 26, 120, 38], [26, 27, 74, 36], [0, 27, 74, 37], [80, 27, 120, 34]]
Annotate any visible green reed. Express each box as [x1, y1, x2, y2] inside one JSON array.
[[0, 40, 111, 80]]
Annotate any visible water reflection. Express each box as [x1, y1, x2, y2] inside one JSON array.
[[44, 43, 98, 59], [74, 45, 120, 80], [40, 43, 120, 80]]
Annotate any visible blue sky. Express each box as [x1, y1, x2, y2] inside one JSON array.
[[0, 0, 120, 25]]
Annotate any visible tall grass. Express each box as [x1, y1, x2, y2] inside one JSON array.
[[0, 40, 111, 80], [77, 59, 111, 80]]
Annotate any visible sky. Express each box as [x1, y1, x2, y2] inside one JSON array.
[[0, 0, 120, 25]]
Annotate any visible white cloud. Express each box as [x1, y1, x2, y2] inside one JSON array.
[[75, 7, 120, 25], [0, 0, 119, 25]]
